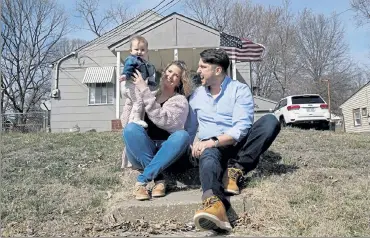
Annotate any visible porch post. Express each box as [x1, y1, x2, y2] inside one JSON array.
[[174, 48, 178, 60], [116, 51, 121, 119], [232, 59, 237, 80], [249, 62, 253, 94]]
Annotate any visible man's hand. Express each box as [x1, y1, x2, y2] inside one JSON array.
[[191, 140, 216, 158]]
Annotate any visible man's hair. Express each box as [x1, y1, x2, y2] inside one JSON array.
[[200, 48, 230, 73], [130, 35, 148, 49]]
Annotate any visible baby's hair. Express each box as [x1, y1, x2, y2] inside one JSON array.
[[130, 35, 148, 49]]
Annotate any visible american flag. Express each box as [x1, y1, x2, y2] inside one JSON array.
[[220, 32, 265, 62]]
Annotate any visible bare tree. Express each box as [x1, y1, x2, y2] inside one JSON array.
[[350, 0, 370, 26], [269, 0, 301, 98], [295, 9, 348, 82], [184, 0, 365, 109], [183, 0, 234, 31], [228, 4, 289, 99], [52, 38, 89, 60], [75, 0, 133, 37], [1, 0, 69, 123], [107, 2, 134, 26], [227, 0, 258, 38], [183, 0, 214, 26], [184, 0, 291, 99], [294, 10, 361, 111]]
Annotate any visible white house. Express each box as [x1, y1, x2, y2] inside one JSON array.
[[50, 10, 275, 132], [339, 82, 370, 133]]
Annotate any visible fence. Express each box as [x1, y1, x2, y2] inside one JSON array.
[[1, 111, 50, 133]]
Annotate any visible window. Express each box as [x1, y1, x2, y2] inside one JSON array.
[[291, 95, 324, 104], [353, 108, 361, 126], [362, 107, 367, 117], [88, 83, 115, 105], [281, 99, 288, 107], [274, 99, 287, 111]]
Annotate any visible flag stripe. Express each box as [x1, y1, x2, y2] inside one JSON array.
[[222, 48, 264, 54], [219, 32, 265, 62]]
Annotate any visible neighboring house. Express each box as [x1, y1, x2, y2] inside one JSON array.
[[339, 82, 370, 133], [50, 10, 273, 132], [253, 96, 277, 121]]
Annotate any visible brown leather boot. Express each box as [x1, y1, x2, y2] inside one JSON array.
[[152, 181, 166, 198], [223, 168, 244, 195], [133, 182, 150, 201], [193, 196, 232, 232]]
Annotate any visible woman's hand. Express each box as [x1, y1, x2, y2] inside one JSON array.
[[132, 69, 147, 89]]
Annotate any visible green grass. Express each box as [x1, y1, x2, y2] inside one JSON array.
[[1, 129, 370, 237]]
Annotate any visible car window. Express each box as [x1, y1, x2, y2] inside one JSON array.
[[279, 101, 283, 109], [291, 95, 324, 104], [274, 99, 287, 110], [282, 99, 287, 107]]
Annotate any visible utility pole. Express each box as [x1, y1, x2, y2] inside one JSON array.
[[0, 0, 3, 134], [321, 78, 331, 121], [327, 79, 331, 121]]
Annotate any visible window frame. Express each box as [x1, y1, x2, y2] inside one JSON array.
[[87, 83, 115, 106], [361, 107, 367, 117], [353, 108, 362, 127]]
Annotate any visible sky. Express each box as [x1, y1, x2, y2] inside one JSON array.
[[58, 0, 370, 66]]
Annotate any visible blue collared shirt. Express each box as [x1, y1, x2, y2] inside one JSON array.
[[185, 76, 254, 143]]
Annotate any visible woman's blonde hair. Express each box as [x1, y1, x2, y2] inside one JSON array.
[[157, 60, 193, 98]]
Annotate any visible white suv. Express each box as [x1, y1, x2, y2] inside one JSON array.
[[273, 94, 330, 130]]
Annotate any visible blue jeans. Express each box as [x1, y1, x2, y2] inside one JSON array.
[[123, 123, 190, 184]]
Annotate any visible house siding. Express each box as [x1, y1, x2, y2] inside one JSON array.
[[235, 62, 251, 87], [340, 84, 370, 133], [51, 64, 117, 132], [175, 17, 219, 47], [113, 15, 220, 51], [254, 96, 277, 111], [253, 96, 277, 123]]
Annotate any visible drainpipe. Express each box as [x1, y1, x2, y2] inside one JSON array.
[[51, 51, 77, 98]]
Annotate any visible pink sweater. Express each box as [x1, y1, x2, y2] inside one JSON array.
[[120, 83, 189, 168]]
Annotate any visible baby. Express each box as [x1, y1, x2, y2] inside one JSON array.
[[120, 35, 156, 128]]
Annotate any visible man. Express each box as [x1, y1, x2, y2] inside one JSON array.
[[185, 48, 280, 232]]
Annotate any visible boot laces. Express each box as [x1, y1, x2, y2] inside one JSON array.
[[202, 196, 219, 209], [229, 168, 243, 180], [135, 184, 146, 191]]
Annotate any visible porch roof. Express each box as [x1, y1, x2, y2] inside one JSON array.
[[82, 66, 116, 84]]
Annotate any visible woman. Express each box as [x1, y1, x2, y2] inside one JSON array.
[[122, 60, 193, 201]]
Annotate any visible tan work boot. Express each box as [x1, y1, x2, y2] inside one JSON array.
[[223, 168, 244, 195], [133, 182, 150, 201], [152, 181, 166, 198], [193, 196, 232, 232]]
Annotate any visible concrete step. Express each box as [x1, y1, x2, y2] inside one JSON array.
[[104, 166, 254, 231], [103, 188, 252, 226]]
